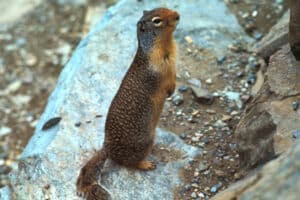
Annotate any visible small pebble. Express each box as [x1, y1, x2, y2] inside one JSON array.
[[292, 101, 299, 111], [214, 120, 227, 128], [210, 182, 222, 193], [191, 178, 199, 184], [42, 117, 62, 130], [229, 143, 237, 150], [75, 122, 81, 127], [198, 192, 205, 198], [203, 170, 210, 175], [215, 169, 226, 177], [184, 36, 193, 44], [191, 137, 200, 142], [187, 116, 197, 123], [222, 115, 232, 121], [202, 137, 210, 144], [225, 91, 240, 101], [241, 88, 247, 93], [184, 184, 191, 191], [236, 71, 244, 77], [249, 62, 260, 70], [252, 10, 258, 17], [191, 87, 214, 105], [223, 155, 230, 160], [192, 110, 200, 116], [26, 53, 37, 66], [0, 126, 12, 137], [7, 80, 22, 93], [16, 37, 26, 46], [228, 41, 244, 52], [216, 55, 226, 64], [198, 162, 209, 172], [205, 78, 213, 85], [241, 95, 250, 102], [178, 85, 188, 93], [172, 94, 184, 106], [179, 133, 187, 140], [206, 109, 216, 114], [253, 31, 263, 40], [191, 183, 199, 188], [176, 109, 183, 116], [230, 110, 239, 116], [234, 172, 242, 180], [29, 120, 38, 128], [191, 192, 197, 199], [248, 56, 256, 63], [0, 165, 11, 174], [0, 159, 5, 165], [247, 74, 256, 84], [188, 78, 201, 88], [228, 62, 239, 68], [244, 20, 256, 32], [292, 130, 300, 139]]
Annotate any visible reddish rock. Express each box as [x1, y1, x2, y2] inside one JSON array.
[[236, 44, 300, 168], [212, 140, 300, 200]]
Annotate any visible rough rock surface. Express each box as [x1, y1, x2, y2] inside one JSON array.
[[251, 11, 289, 59], [0, 186, 10, 200], [236, 44, 300, 168], [2, 0, 250, 199], [212, 138, 300, 200]]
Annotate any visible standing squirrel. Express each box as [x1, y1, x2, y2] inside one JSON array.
[[76, 8, 180, 200]]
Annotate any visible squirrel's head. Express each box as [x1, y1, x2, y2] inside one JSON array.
[[137, 8, 180, 52]]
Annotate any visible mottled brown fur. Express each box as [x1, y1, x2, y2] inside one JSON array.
[[76, 8, 179, 200]]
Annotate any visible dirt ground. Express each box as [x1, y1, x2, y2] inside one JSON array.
[[0, 0, 288, 199]]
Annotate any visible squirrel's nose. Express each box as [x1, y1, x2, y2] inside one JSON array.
[[174, 12, 180, 21]]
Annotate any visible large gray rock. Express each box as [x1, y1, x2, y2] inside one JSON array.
[[236, 44, 300, 168], [5, 0, 250, 199], [251, 11, 289, 59], [0, 186, 11, 200], [212, 138, 300, 200]]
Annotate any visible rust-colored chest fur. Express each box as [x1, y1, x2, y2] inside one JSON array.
[[149, 36, 177, 131]]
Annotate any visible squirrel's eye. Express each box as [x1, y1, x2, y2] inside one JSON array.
[[151, 17, 163, 26]]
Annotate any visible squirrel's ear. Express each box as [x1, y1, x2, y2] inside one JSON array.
[[143, 10, 150, 15]]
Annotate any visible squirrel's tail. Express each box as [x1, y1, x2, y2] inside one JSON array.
[[76, 148, 110, 200]]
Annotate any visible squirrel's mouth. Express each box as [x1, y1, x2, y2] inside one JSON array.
[[173, 12, 180, 28], [169, 20, 179, 29]]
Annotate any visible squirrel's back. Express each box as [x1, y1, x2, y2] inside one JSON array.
[[104, 51, 160, 165]]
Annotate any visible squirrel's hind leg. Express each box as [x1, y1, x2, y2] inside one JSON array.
[[136, 160, 156, 170]]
